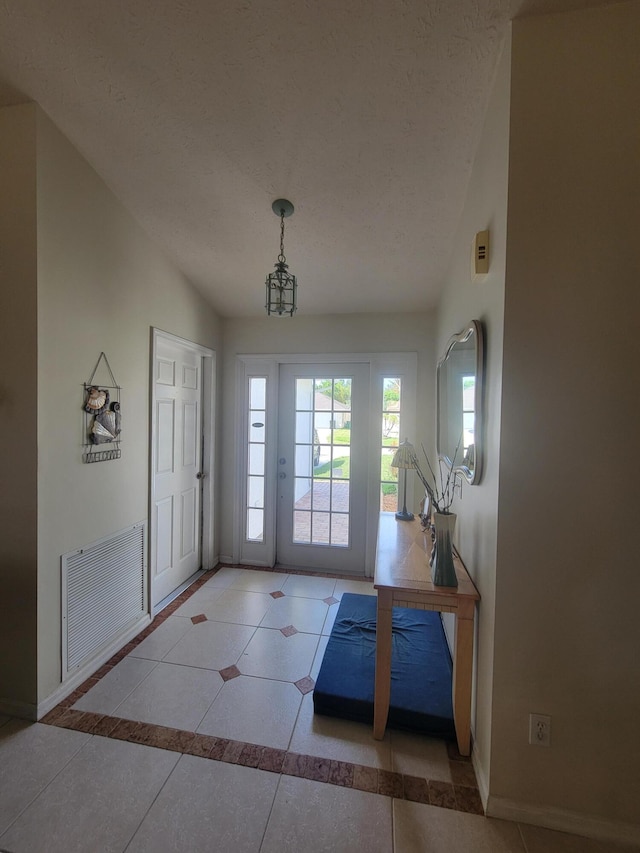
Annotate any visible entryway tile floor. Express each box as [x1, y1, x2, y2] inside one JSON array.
[[0, 565, 636, 852]]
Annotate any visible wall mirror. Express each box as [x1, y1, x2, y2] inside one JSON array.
[[437, 319, 484, 484]]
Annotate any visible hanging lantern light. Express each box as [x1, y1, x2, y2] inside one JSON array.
[[265, 199, 297, 317]]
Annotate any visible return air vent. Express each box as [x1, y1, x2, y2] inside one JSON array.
[[62, 522, 147, 679]]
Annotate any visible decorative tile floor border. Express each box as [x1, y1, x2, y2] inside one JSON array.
[[41, 706, 482, 814], [40, 563, 482, 816]]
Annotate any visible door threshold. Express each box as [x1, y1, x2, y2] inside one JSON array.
[[153, 568, 206, 616], [274, 563, 370, 580]]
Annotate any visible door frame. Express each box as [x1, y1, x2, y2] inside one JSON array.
[[149, 328, 217, 613], [234, 352, 417, 577]]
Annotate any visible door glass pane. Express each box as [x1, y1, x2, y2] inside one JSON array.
[[248, 444, 265, 476], [332, 378, 352, 407], [295, 410, 313, 442], [314, 445, 332, 477], [312, 479, 330, 511], [247, 508, 264, 542], [246, 378, 267, 543], [250, 377, 266, 409], [311, 511, 331, 544], [331, 480, 349, 511], [331, 418, 351, 438], [292, 375, 352, 548], [330, 513, 349, 546], [248, 477, 264, 509], [294, 476, 312, 508], [249, 411, 265, 442], [294, 510, 310, 543], [331, 445, 350, 480], [296, 378, 314, 410], [381, 377, 402, 511], [295, 444, 313, 477]]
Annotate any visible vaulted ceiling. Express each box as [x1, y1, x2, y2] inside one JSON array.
[[0, 0, 609, 317]]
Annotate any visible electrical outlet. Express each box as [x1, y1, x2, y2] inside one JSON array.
[[529, 713, 551, 747]]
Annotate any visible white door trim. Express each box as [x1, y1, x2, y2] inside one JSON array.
[[232, 358, 279, 568], [150, 328, 216, 612], [235, 352, 417, 576]]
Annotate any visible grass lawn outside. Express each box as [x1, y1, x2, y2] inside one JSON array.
[[331, 428, 397, 448], [313, 448, 399, 485]]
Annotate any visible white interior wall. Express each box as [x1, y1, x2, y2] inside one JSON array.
[[491, 3, 640, 839], [434, 31, 511, 804], [32, 108, 222, 709]]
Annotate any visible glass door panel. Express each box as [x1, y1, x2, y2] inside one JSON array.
[[277, 364, 369, 573], [246, 378, 267, 542]]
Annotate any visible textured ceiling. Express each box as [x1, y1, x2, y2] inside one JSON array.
[[0, 0, 610, 317]]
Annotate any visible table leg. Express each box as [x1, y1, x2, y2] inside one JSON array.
[[452, 603, 475, 756], [373, 589, 393, 740]]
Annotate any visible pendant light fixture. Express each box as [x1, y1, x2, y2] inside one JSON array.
[[265, 199, 297, 317]]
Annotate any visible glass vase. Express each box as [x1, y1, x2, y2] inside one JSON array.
[[431, 512, 458, 587]]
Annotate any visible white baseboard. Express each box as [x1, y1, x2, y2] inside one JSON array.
[[35, 614, 151, 720], [472, 745, 489, 810], [487, 795, 640, 848], [153, 569, 206, 616], [218, 554, 234, 564]]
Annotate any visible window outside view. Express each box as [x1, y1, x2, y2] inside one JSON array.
[[246, 374, 406, 544], [380, 378, 402, 511], [246, 377, 266, 542], [293, 378, 351, 547]]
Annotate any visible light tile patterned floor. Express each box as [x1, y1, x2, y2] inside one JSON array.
[[1, 565, 636, 852]]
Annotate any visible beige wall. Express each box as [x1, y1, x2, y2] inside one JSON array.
[[491, 2, 640, 833], [435, 33, 511, 799], [220, 313, 436, 559], [34, 109, 223, 704], [0, 106, 222, 712], [0, 105, 39, 709]]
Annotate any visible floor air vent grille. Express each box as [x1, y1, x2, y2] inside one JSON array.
[[62, 522, 147, 678]]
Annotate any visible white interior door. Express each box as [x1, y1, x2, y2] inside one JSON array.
[[152, 337, 203, 605], [276, 363, 369, 573]]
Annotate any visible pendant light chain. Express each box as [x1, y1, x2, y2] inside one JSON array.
[[278, 210, 286, 264]]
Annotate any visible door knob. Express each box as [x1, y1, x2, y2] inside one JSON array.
[[196, 472, 206, 480], [279, 472, 287, 479]]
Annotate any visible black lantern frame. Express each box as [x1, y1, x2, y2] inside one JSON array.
[[265, 199, 297, 317], [265, 261, 297, 317]]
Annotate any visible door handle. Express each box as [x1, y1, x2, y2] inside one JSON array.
[[196, 472, 206, 480], [278, 472, 287, 479]]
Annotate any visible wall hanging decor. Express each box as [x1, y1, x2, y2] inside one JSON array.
[[82, 352, 122, 463]]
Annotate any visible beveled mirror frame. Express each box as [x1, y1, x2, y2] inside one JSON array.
[[436, 319, 484, 485]]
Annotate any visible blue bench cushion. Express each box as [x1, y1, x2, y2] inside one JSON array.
[[313, 592, 455, 738]]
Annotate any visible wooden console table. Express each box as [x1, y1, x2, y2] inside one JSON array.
[[373, 512, 480, 756]]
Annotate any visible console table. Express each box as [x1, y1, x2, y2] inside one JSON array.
[[373, 512, 480, 755]]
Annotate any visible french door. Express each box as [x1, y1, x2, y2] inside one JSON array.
[[237, 352, 417, 576], [275, 363, 369, 573]]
